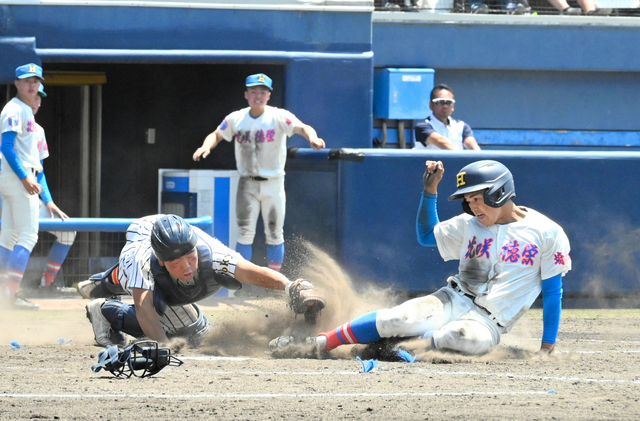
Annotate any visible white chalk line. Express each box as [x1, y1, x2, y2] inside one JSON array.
[[516, 337, 640, 344], [0, 391, 551, 399], [3, 365, 639, 387], [406, 369, 640, 386]]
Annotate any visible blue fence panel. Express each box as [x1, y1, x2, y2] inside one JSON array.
[[286, 149, 640, 297]]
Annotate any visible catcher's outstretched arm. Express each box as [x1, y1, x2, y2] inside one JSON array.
[[233, 259, 326, 324], [234, 259, 289, 290]]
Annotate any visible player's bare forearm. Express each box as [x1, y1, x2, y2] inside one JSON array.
[[294, 124, 325, 150], [193, 131, 222, 161], [428, 134, 456, 150], [463, 136, 482, 150], [234, 259, 289, 290], [423, 160, 444, 195], [133, 288, 170, 344]]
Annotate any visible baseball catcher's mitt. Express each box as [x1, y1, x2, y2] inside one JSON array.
[[288, 279, 326, 325]]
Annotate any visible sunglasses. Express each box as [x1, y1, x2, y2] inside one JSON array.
[[431, 98, 455, 106]]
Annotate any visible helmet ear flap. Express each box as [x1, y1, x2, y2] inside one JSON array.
[[484, 185, 504, 208], [484, 178, 515, 208], [461, 200, 474, 216]]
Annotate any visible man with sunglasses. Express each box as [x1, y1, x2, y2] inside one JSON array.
[[414, 84, 481, 150]]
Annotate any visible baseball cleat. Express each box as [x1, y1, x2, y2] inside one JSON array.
[[268, 335, 324, 353], [85, 298, 126, 347], [77, 279, 98, 299], [12, 291, 39, 310]]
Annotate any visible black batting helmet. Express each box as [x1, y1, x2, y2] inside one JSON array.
[[150, 215, 198, 262], [448, 160, 516, 215]]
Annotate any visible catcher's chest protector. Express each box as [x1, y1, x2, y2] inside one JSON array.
[[151, 242, 242, 315]]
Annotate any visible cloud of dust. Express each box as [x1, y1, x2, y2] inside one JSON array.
[[395, 337, 578, 363], [198, 240, 577, 362], [199, 240, 401, 358], [581, 220, 640, 308]]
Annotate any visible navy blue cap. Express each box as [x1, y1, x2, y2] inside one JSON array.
[[245, 73, 273, 91], [16, 63, 44, 81]]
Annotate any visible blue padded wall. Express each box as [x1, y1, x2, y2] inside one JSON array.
[[286, 149, 640, 297]]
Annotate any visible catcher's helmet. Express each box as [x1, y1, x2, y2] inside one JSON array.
[[150, 215, 198, 262], [447, 160, 516, 215]]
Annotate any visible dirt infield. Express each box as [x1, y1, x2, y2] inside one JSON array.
[[1, 295, 640, 421]]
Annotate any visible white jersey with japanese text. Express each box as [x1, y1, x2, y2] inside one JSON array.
[[217, 105, 300, 178], [434, 207, 571, 330]]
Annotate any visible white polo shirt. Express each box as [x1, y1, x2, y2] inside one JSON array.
[[414, 115, 474, 150]]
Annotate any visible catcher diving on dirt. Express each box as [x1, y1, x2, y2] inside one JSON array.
[[78, 214, 325, 347]]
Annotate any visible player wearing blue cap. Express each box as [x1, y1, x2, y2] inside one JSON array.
[[0, 84, 76, 295], [193, 73, 325, 273], [0, 63, 47, 309]]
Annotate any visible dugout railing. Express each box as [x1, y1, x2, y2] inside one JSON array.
[[3, 216, 214, 291]]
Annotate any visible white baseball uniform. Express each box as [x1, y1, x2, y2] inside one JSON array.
[[0, 97, 42, 251], [116, 215, 242, 334], [217, 105, 301, 245], [376, 207, 571, 355]]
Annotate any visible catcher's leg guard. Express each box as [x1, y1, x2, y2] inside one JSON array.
[[101, 300, 146, 339], [78, 263, 127, 299], [169, 303, 210, 347], [85, 298, 126, 347]]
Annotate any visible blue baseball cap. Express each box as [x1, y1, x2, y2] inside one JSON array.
[[16, 63, 44, 81], [38, 85, 47, 97], [245, 73, 273, 91]]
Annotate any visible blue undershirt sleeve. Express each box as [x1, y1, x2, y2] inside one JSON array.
[[1, 131, 28, 180], [37, 161, 53, 204], [416, 191, 439, 247], [541, 273, 563, 344]]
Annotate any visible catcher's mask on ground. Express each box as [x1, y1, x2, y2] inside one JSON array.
[[91, 340, 183, 378], [447, 160, 516, 215]]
